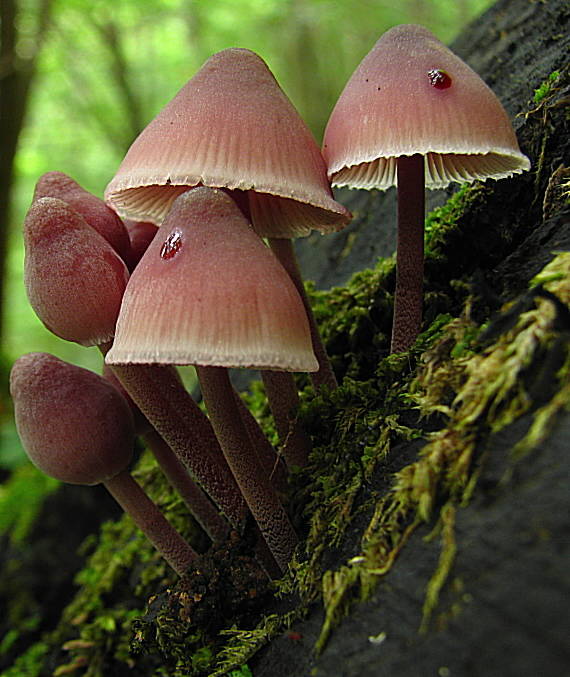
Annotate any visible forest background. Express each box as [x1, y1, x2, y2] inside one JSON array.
[[0, 0, 492, 467]]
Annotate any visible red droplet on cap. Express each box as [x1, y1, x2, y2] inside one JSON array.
[[160, 231, 183, 259], [428, 69, 452, 89]]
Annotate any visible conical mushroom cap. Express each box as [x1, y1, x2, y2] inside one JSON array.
[[24, 197, 130, 347], [106, 187, 319, 371], [105, 48, 350, 237], [34, 172, 131, 262], [10, 353, 134, 486], [323, 24, 530, 189]]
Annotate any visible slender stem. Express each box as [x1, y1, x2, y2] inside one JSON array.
[[234, 389, 287, 491], [107, 360, 247, 528], [143, 429, 230, 543], [262, 370, 311, 468], [391, 154, 426, 353], [104, 469, 197, 576], [197, 365, 298, 575], [268, 237, 338, 390]]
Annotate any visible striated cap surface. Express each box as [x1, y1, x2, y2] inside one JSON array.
[[105, 48, 350, 237], [323, 24, 530, 189], [106, 187, 319, 371]]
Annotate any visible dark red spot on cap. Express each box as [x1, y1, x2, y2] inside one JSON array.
[[428, 69, 452, 89], [160, 230, 182, 259]]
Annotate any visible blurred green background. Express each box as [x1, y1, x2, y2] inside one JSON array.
[[0, 0, 493, 467]]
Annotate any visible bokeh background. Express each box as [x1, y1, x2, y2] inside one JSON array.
[[0, 0, 493, 467]]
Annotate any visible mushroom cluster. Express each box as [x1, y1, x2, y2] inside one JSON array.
[[11, 26, 529, 581]]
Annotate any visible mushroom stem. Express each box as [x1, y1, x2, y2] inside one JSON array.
[[261, 371, 311, 469], [104, 469, 197, 576], [234, 390, 288, 490], [268, 237, 337, 389], [391, 153, 426, 353], [143, 429, 230, 543], [197, 365, 298, 575], [105, 358, 248, 529]]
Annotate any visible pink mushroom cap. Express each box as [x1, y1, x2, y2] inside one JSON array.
[[10, 352, 135, 485], [24, 197, 130, 346], [104, 48, 350, 237], [323, 24, 530, 189], [33, 171, 131, 262], [105, 187, 319, 371]]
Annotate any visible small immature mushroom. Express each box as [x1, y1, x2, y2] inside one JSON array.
[[24, 197, 130, 347], [104, 47, 352, 390], [323, 24, 531, 353], [123, 219, 159, 269], [10, 352, 197, 576], [34, 171, 131, 263], [106, 187, 317, 573]]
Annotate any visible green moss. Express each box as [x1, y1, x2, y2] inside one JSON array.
[[533, 70, 560, 104], [0, 641, 50, 677]]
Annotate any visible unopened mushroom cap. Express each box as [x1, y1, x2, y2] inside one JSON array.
[[24, 197, 130, 346], [10, 353, 135, 485], [105, 48, 350, 237], [106, 187, 319, 372], [34, 171, 131, 262], [323, 24, 530, 189]]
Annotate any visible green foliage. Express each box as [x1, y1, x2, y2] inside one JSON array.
[[0, 641, 49, 677], [0, 464, 58, 543], [532, 70, 561, 104]]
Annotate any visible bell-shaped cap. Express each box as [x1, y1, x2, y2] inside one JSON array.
[[323, 24, 530, 190], [10, 352, 135, 485], [106, 187, 319, 371], [34, 171, 131, 262], [105, 48, 350, 238], [24, 197, 130, 346]]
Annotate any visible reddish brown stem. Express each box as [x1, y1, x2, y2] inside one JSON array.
[[268, 237, 337, 389], [234, 390, 287, 491], [197, 365, 298, 575], [391, 154, 425, 353], [143, 429, 230, 543], [105, 358, 247, 529], [261, 370, 311, 468], [105, 469, 197, 576]]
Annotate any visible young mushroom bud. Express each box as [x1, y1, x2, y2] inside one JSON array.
[[10, 352, 197, 576], [33, 171, 131, 263], [24, 197, 130, 347]]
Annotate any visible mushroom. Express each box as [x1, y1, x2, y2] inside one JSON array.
[[10, 352, 197, 576], [123, 218, 159, 269], [24, 192, 246, 531], [106, 187, 318, 573], [322, 24, 531, 353], [104, 47, 352, 391], [33, 171, 131, 263], [24, 196, 130, 347]]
